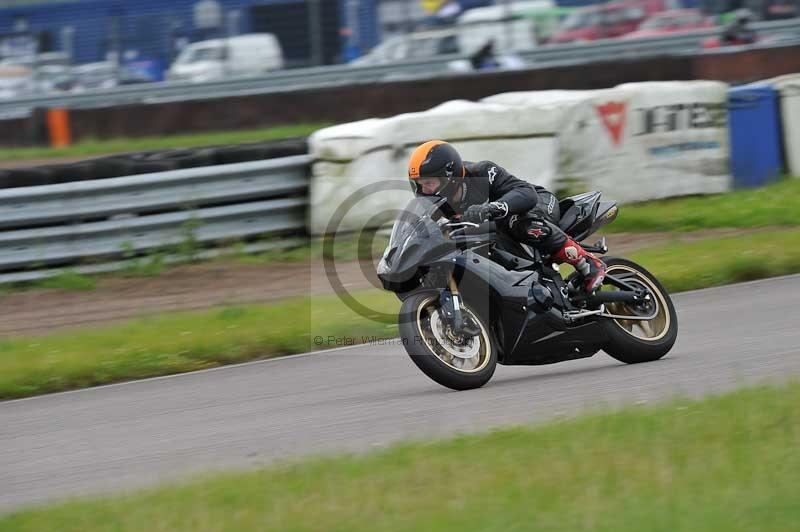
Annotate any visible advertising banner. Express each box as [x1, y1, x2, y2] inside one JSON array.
[[555, 81, 731, 203]]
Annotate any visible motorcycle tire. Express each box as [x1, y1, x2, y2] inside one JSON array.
[[399, 291, 497, 391], [598, 257, 678, 364]]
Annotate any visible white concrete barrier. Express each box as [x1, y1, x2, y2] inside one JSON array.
[[309, 81, 732, 235], [767, 74, 800, 177]]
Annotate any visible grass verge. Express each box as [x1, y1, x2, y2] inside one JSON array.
[[0, 123, 328, 162], [0, 289, 399, 400], [1, 228, 800, 400], [3, 382, 799, 531], [609, 177, 800, 232], [625, 228, 800, 292]]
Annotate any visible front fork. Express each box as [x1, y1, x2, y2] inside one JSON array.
[[438, 273, 481, 337]]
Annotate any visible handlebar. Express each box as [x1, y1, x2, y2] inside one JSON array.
[[448, 220, 498, 242], [445, 221, 480, 229]]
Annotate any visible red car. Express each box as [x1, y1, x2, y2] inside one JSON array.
[[548, 0, 674, 44], [623, 9, 715, 39]]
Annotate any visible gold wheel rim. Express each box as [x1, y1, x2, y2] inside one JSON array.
[[603, 265, 671, 342], [416, 296, 492, 373]]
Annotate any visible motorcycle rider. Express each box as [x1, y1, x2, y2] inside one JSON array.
[[721, 8, 756, 45], [407, 140, 606, 293]]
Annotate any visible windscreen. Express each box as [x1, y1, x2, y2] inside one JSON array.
[[387, 196, 446, 250], [178, 45, 227, 64]]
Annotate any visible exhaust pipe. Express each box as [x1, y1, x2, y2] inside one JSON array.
[[582, 291, 645, 306]]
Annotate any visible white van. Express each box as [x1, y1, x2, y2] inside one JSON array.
[[457, 0, 561, 52], [168, 33, 283, 83]]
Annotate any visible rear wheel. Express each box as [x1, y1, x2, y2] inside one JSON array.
[[399, 291, 497, 390], [598, 257, 678, 364]]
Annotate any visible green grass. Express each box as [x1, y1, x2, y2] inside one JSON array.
[[3, 382, 799, 531], [627, 229, 800, 292], [2, 228, 800, 400], [0, 289, 399, 400], [29, 269, 97, 291], [609, 177, 800, 232], [0, 123, 328, 162]]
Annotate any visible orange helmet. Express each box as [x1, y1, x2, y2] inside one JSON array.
[[407, 140, 464, 202]]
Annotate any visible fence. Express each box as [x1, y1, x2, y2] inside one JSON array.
[[0, 155, 311, 283], [1, 18, 798, 121]]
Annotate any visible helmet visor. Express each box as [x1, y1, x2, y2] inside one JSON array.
[[412, 176, 450, 196]]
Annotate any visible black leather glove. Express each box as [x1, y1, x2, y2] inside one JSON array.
[[462, 202, 508, 224]]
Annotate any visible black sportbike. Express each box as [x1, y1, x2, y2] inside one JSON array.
[[377, 192, 678, 390]]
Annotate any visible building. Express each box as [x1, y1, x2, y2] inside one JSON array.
[[0, 0, 380, 67]]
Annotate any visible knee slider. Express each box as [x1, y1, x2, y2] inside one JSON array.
[[524, 219, 551, 242]]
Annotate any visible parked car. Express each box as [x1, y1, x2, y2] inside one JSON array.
[[456, 0, 556, 52], [71, 62, 119, 92], [549, 0, 678, 43], [0, 64, 33, 99], [622, 9, 714, 39], [762, 0, 799, 20], [350, 28, 463, 66], [34, 64, 76, 93], [167, 33, 284, 83], [352, 12, 539, 69]]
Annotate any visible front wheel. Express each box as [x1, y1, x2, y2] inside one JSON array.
[[399, 291, 497, 390], [598, 257, 678, 364]]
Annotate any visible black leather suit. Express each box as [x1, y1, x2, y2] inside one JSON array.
[[454, 161, 569, 254]]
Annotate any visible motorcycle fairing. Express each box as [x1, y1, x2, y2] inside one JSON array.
[[559, 191, 619, 242], [426, 250, 609, 365], [378, 195, 612, 367]]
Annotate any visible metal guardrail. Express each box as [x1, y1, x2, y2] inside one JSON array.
[[518, 18, 800, 65], [0, 155, 311, 282], [0, 18, 798, 119]]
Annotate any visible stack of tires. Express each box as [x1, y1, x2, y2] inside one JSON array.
[[0, 137, 308, 189]]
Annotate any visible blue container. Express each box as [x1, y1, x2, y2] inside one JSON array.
[[728, 85, 784, 188]]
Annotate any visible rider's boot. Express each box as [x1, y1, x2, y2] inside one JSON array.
[[552, 239, 606, 293]]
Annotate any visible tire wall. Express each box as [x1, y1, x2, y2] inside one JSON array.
[[0, 138, 308, 189]]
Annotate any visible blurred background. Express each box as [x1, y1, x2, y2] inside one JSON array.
[[0, 0, 796, 97], [0, 0, 796, 349], [0, 0, 799, 523]]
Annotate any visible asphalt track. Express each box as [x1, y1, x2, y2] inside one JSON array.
[[1, 275, 799, 512]]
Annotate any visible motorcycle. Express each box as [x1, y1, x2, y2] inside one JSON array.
[[377, 192, 678, 390]]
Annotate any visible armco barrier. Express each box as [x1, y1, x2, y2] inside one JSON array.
[[0, 155, 311, 282], [32, 54, 699, 145]]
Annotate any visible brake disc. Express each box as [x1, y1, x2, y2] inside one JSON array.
[[429, 309, 480, 359]]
